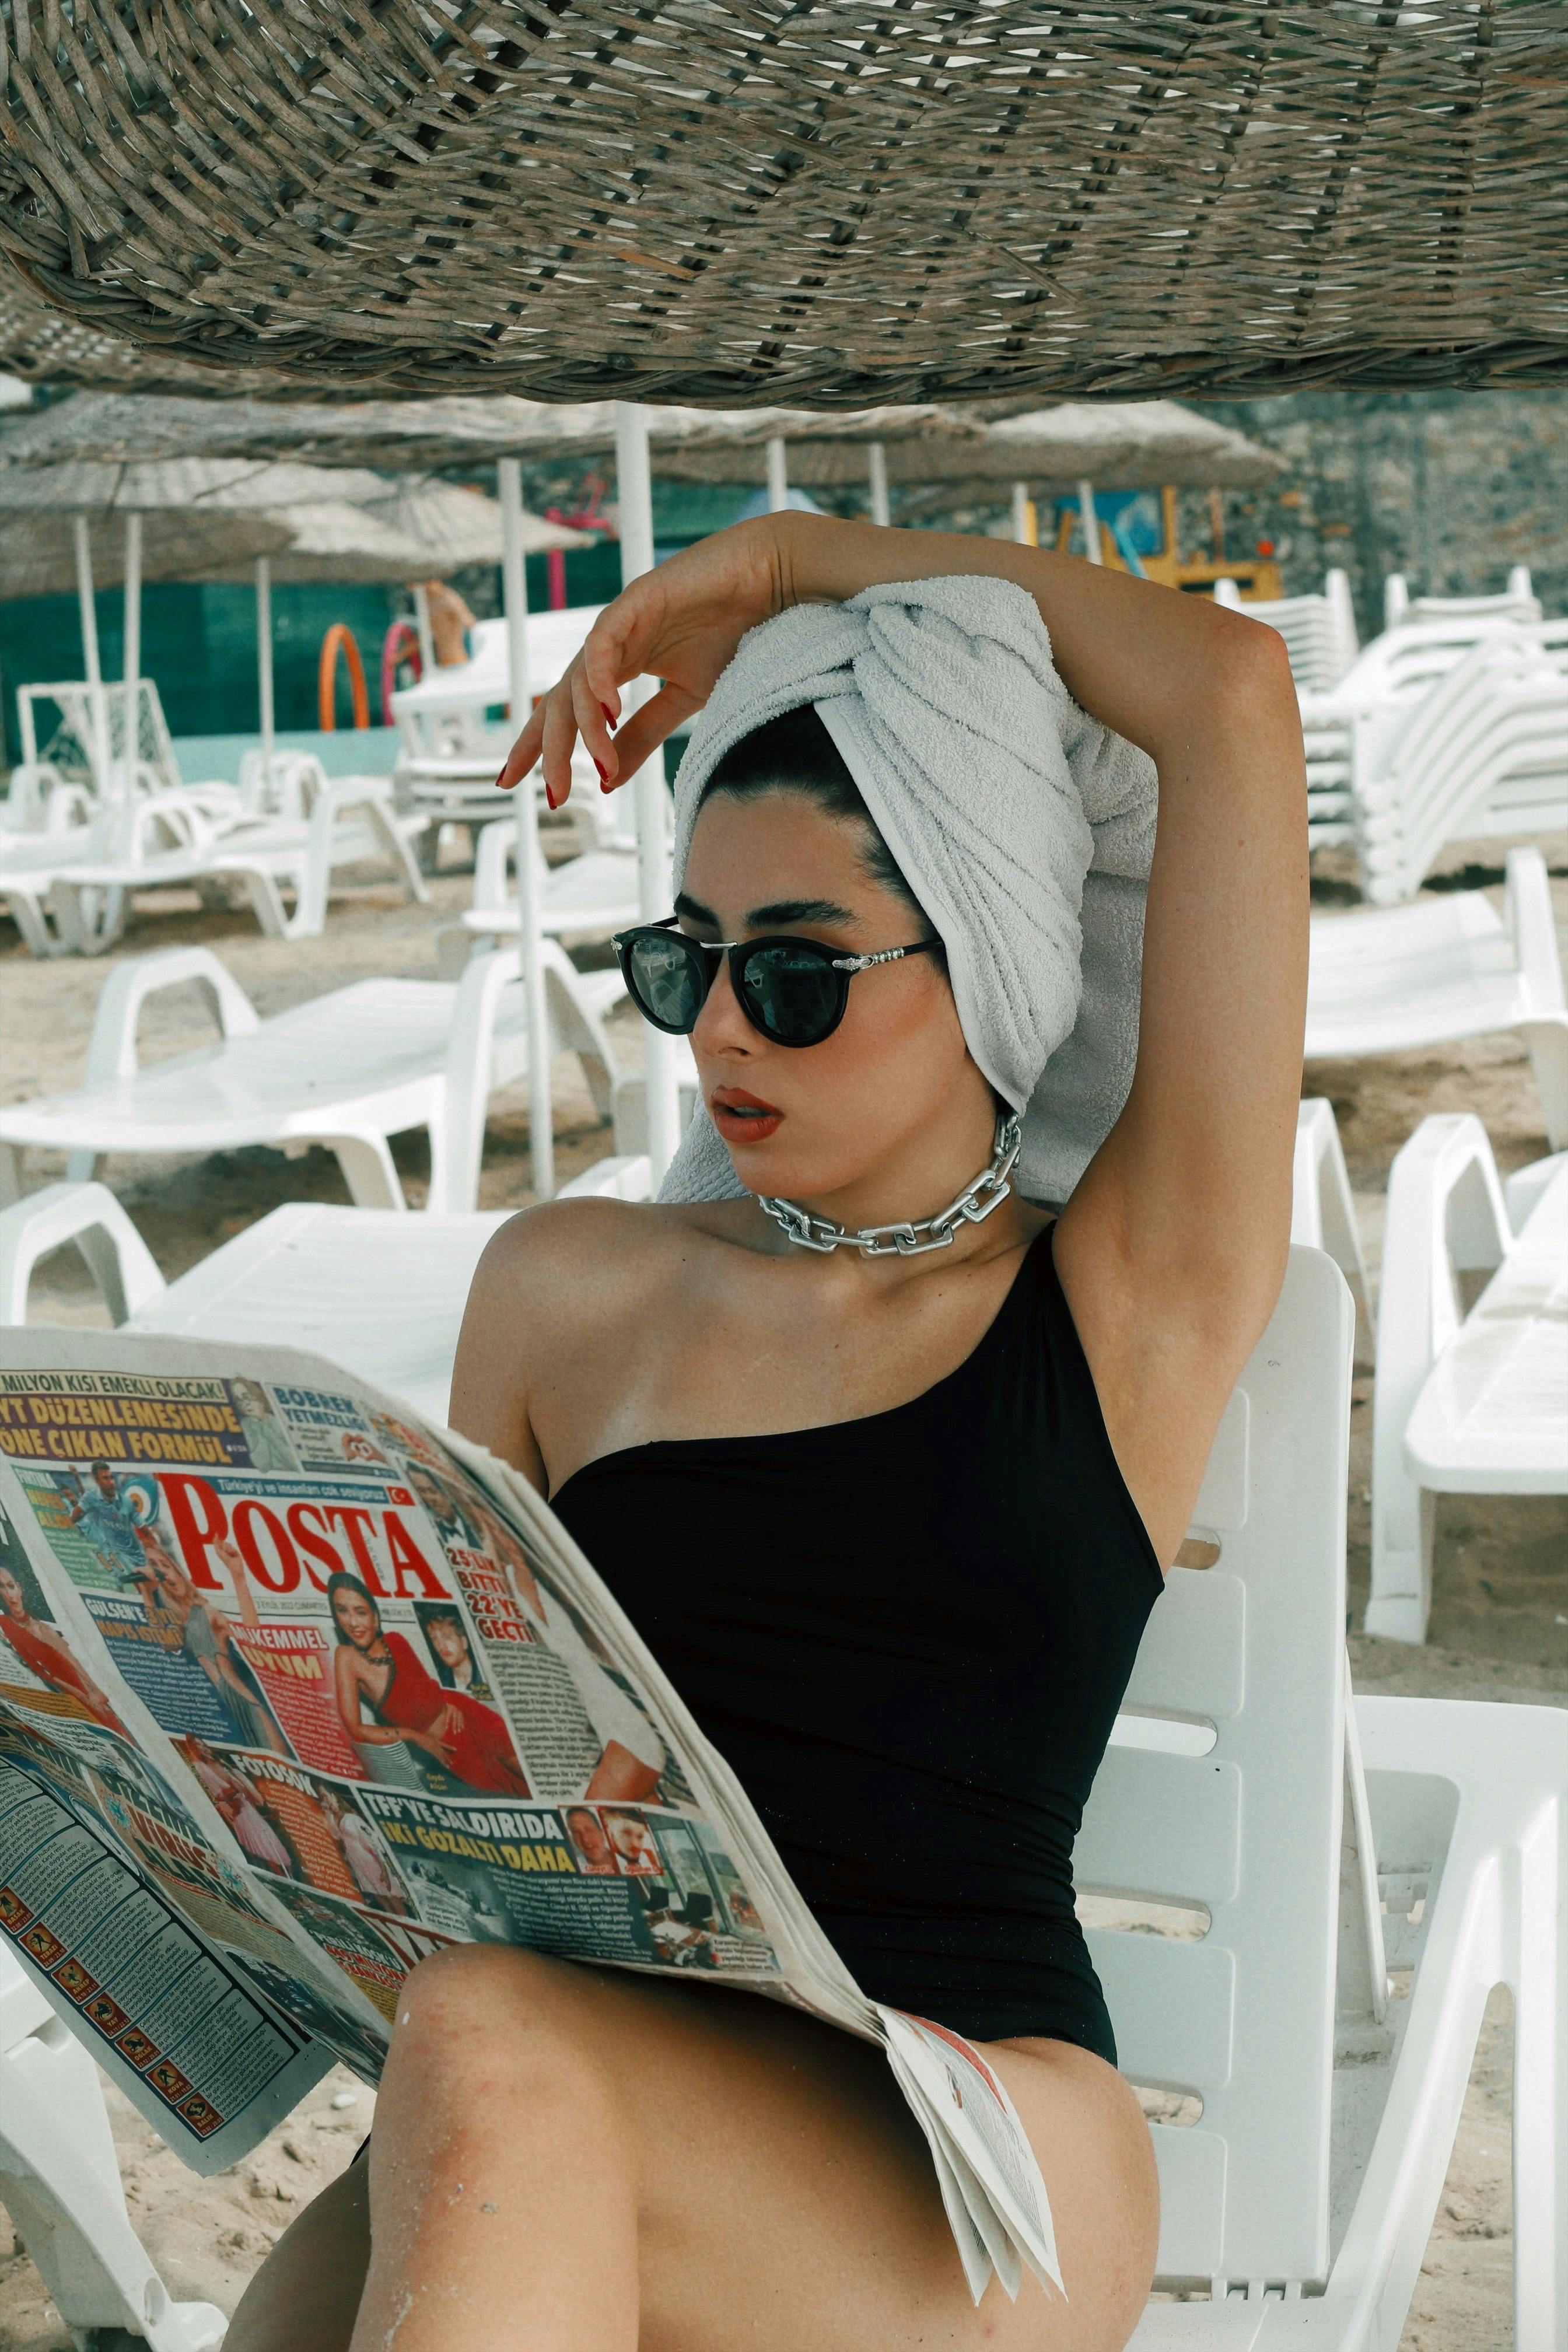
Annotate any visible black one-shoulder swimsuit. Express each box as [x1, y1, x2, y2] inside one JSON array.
[[552, 1221, 1164, 2068]]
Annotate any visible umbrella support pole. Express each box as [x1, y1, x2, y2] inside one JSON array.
[[121, 513, 141, 784], [867, 441, 890, 529], [765, 436, 789, 515], [412, 582, 436, 677], [501, 455, 554, 1202], [71, 517, 111, 803], [1077, 478, 1103, 564], [614, 403, 681, 1188], [1010, 482, 1036, 547], [254, 556, 275, 804]]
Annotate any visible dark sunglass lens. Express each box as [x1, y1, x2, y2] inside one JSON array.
[[629, 935, 705, 1031], [741, 943, 842, 1043]]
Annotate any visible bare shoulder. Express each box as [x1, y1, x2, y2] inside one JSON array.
[[449, 1194, 750, 1477], [470, 1194, 745, 1331]]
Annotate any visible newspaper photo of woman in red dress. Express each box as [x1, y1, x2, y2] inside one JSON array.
[[326, 1572, 530, 1798], [0, 1560, 129, 1737]]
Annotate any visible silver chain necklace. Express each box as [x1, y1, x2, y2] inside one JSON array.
[[757, 1112, 1023, 1258]]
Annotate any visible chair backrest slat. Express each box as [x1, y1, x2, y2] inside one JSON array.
[[1077, 1248, 1354, 2288]]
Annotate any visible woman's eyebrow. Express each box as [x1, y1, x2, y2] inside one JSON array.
[[745, 896, 858, 928]]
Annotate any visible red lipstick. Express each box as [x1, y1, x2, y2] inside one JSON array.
[[710, 1087, 784, 1144]]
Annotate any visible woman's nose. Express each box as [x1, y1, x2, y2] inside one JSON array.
[[691, 951, 754, 1055]]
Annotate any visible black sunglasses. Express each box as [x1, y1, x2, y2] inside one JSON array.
[[612, 918, 940, 1048]]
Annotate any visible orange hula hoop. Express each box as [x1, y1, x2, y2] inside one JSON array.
[[318, 624, 370, 731]]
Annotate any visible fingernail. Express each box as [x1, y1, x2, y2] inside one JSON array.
[[593, 757, 607, 780], [544, 782, 558, 810], [600, 777, 613, 794], [494, 767, 508, 789], [600, 703, 617, 733]]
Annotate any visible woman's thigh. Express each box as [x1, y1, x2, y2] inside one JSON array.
[[227, 1957, 1157, 2352]]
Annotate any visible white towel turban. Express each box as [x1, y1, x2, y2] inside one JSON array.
[[656, 574, 1158, 1208]]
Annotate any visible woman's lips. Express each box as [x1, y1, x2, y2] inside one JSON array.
[[710, 1088, 784, 1143]]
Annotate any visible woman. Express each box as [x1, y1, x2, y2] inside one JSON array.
[[229, 513, 1305, 2352], [326, 1571, 530, 1798], [0, 1562, 127, 1736], [180, 1736, 300, 1879]]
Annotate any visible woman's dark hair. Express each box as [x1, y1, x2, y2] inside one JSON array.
[[327, 1571, 381, 1645], [703, 704, 944, 964]]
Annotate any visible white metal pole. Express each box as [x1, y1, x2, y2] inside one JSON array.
[[500, 456, 554, 1201], [121, 512, 142, 790], [614, 402, 681, 1186], [254, 556, 275, 797], [867, 441, 891, 529], [1011, 481, 1033, 547], [1077, 478, 1104, 565], [72, 516, 111, 798], [412, 580, 436, 676], [765, 436, 790, 515]]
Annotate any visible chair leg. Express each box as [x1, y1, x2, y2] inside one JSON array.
[[0, 1144, 20, 1209], [1365, 1485, 1434, 1646], [323, 1132, 406, 1210], [1508, 1791, 1568, 2348], [0, 1955, 226, 2351], [1518, 1016, 1568, 1154]]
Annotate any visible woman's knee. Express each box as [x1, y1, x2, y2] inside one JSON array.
[[380, 1944, 621, 2126]]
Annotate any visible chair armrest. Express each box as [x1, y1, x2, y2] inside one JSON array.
[[472, 817, 514, 912], [1373, 1114, 1511, 1514], [1504, 1150, 1568, 1234], [1506, 844, 1566, 1016], [80, 947, 260, 1089], [434, 950, 526, 1213], [556, 1155, 653, 1202], [0, 1182, 166, 1326]]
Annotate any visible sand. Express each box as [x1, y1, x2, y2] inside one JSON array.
[[0, 828, 1563, 2348]]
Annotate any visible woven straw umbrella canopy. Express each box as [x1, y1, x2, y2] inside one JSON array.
[[1, 2, 1562, 404], [650, 397, 1283, 493], [0, 389, 974, 474]]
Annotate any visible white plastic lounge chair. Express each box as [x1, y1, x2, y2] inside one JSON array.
[[0, 811, 99, 956], [0, 1182, 512, 1422], [1367, 1114, 1568, 1645], [40, 769, 432, 953], [1297, 613, 1567, 887], [0, 941, 625, 1214], [450, 850, 643, 972], [1382, 566, 1540, 632], [391, 607, 604, 829], [1213, 571, 1359, 696], [1349, 622, 1568, 902], [1306, 846, 1568, 1151], [1089, 1247, 1568, 2340], [0, 1941, 226, 2351]]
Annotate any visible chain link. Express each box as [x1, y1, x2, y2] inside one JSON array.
[[757, 1114, 1023, 1257]]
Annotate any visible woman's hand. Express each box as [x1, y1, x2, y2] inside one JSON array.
[[496, 514, 799, 807]]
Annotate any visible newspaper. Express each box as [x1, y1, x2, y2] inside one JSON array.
[[0, 1328, 1063, 2305]]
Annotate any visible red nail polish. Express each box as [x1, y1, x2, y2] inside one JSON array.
[[600, 703, 617, 732], [593, 757, 607, 780], [494, 767, 508, 789], [544, 782, 558, 810], [600, 777, 614, 794]]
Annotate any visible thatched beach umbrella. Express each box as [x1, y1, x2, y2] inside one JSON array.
[[1, 6, 1561, 403], [652, 397, 1284, 550], [0, 460, 328, 792]]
